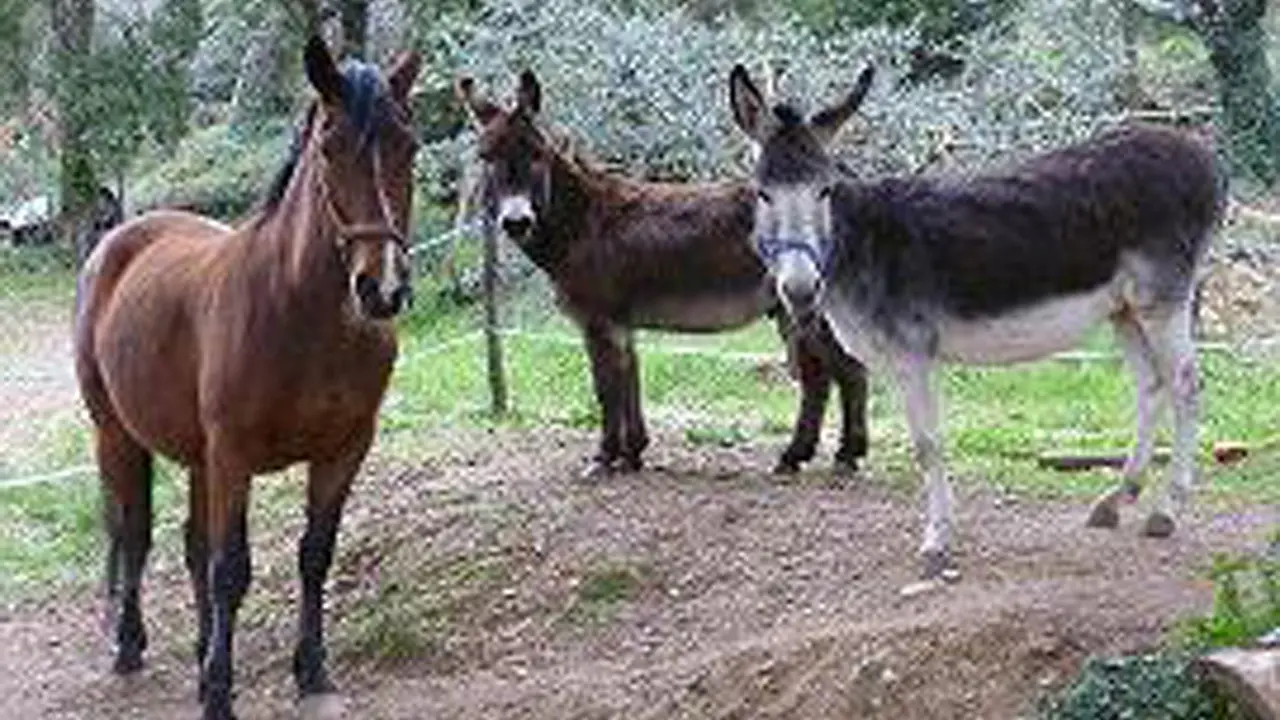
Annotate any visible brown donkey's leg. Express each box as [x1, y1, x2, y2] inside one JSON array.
[[293, 441, 368, 700], [201, 438, 252, 720], [824, 324, 870, 473], [618, 330, 649, 472], [583, 321, 627, 476], [96, 421, 154, 675], [775, 327, 832, 475]]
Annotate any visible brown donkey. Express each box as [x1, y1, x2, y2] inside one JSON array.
[[74, 37, 420, 719], [455, 71, 870, 477]]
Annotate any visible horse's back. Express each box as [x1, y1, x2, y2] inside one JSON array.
[[75, 209, 232, 456]]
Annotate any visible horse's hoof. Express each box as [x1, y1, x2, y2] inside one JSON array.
[[300, 693, 347, 720], [619, 455, 644, 473], [579, 457, 615, 481], [1141, 511, 1176, 538], [112, 652, 144, 675], [772, 458, 801, 475], [201, 704, 237, 720], [831, 457, 860, 478], [1085, 498, 1120, 529]]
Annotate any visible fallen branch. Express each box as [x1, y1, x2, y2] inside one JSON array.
[[1037, 440, 1260, 472]]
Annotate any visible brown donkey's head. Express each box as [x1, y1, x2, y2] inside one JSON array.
[[454, 70, 551, 245], [729, 63, 874, 318], [301, 35, 421, 320]]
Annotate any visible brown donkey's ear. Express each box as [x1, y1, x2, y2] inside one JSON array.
[[387, 50, 423, 103], [516, 70, 541, 116], [811, 64, 875, 146], [729, 63, 771, 143], [304, 35, 343, 107], [455, 76, 500, 128]]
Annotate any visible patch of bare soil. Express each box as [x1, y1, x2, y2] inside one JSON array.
[[0, 289, 80, 473], [2, 426, 1275, 719]]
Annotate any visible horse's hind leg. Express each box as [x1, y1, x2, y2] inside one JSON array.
[[184, 470, 212, 674], [95, 421, 154, 674], [1139, 300, 1199, 538], [1087, 313, 1167, 529]]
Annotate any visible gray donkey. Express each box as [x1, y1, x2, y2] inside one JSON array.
[[730, 63, 1225, 583]]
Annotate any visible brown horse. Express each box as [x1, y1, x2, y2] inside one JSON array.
[[455, 71, 870, 478], [73, 36, 420, 719]]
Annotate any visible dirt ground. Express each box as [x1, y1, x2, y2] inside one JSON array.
[[1, 426, 1275, 720]]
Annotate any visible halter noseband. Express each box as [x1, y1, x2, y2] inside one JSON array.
[[755, 235, 832, 277]]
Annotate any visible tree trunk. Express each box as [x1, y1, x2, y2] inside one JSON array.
[[1194, 0, 1279, 186], [340, 0, 369, 59], [229, 9, 293, 128], [48, 0, 97, 251]]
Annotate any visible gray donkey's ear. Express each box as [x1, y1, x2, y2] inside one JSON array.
[[729, 63, 775, 144], [811, 64, 875, 146]]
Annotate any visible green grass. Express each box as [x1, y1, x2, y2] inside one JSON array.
[[563, 561, 647, 627]]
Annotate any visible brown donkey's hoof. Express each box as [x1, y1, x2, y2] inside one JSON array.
[[1141, 511, 1176, 538], [1085, 498, 1120, 529]]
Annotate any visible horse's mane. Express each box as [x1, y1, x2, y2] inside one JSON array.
[[261, 60, 391, 213]]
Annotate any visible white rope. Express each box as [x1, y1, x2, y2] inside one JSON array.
[[0, 463, 95, 491], [0, 329, 1253, 491]]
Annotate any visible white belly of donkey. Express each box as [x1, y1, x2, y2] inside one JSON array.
[[937, 287, 1117, 365]]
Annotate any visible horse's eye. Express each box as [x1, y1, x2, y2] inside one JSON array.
[[818, 186, 833, 200], [757, 190, 772, 204]]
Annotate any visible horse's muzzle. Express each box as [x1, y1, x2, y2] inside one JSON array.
[[355, 275, 413, 320]]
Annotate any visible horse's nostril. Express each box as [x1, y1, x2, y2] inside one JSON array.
[[355, 273, 379, 301], [501, 216, 533, 238]]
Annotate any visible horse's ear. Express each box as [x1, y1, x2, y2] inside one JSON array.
[[811, 63, 875, 146], [516, 70, 541, 116], [729, 63, 770, 143], [304, 34, 343, 107], [455, 76, 500, 129], [387, 50, 422, 103]]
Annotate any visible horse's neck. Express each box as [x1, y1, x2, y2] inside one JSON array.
[[250, 162, 349, 318]]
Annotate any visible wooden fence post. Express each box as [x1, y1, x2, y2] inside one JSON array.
[[481, 218, 508, 418]]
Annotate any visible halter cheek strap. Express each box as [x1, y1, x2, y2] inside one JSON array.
[[755, 236, 833, 277], [315, 149, 407, 250]]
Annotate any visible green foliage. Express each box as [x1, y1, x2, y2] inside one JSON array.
[[1178, 549, 1280, 651], [128, 120, 291, 219], [409, 0, 1132, 212], [1039, 654, 1224, 720]]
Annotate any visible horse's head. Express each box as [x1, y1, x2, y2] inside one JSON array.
[[302, 35, 421, 321], [454, 70, 550, 244], [729, 63, 874, 319]]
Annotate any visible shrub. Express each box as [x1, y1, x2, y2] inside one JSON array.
[[128, 119, 291, 220]]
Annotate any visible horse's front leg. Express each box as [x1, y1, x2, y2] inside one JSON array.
[[201, 439, 253, 720], [894, 353, 956, 581], [583, 321, 627, 478], [293, 437, 369, 712]]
